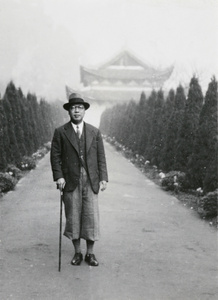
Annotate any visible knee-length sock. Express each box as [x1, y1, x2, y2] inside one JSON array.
[[86, 240, 94, 255], [72, 239, 81, 253]]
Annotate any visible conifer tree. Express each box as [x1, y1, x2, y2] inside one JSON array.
[[39, 99, 54, 142], [2, 94, 21, 163], [104, 104, 116, 137], [187, 77, 218, 191], [112, 103, 125, 142], [139, 91, 146, 108], [0, 100, 8, 170], [105, 106, 116, 138], [135, 92, 148, 155], [203, 151, 217, 193], [24, 93, 35, 154], [143, 90, 157, 157], [161, 85, 186, 172], [5, 81, 27, 157], [17, 88, 31, 154], [0, 81, 67, 169], [33, 95, 44, 146], [30, 93, 42, 149], [175, 76, 203, 172], [147, 89, 164, 166], [50, 100, 68, 129], [124, 101, 138, 151], [159, 89, 175, 169], [99, 107, 111, 135]]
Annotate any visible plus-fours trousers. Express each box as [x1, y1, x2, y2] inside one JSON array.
[[63, 167, 100, 241]]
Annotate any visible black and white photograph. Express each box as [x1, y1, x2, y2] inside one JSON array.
[[0, 0, 217, 299]]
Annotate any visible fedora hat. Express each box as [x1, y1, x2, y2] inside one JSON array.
[[63, 93, 90, 110]]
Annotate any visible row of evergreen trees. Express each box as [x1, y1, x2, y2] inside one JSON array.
[[0, 81, 66, 171], [100, 76, 217, 193]]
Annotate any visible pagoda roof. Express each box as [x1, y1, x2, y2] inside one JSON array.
[[80, 50, 173, 83], [81, 65, 173, 82], [98, 50, 154, 70]]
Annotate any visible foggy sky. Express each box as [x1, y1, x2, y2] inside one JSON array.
[[0, 0, 217, 101]]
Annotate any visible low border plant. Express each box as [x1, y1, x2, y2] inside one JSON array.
[[197, 190, 218, 219], [103, 134, 217, 227], [6, 164, 22, 180], [17, 156, 36, 171], [0, 172, 17, 193]]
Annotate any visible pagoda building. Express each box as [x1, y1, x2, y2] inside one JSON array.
[[79, 50, 174, 102]]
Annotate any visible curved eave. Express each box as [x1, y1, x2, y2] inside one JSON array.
[[80, 65, 174, 83], [147, 66, 174, 83]]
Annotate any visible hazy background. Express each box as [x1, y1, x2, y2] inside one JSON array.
[[0, 0, 217, 102]]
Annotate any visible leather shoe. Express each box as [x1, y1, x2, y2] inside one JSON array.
[[85, 254, 99, 266], [71, 253, 83, 265]]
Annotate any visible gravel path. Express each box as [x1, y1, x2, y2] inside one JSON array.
[[0, 142, 217, 300]]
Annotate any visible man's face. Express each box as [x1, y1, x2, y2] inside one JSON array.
[[69, 104, 85, 124]]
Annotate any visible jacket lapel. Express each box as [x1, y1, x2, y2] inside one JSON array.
[[63, 121, 79, 153], [85, 123, 95, 154]]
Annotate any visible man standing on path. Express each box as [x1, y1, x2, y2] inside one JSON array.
[[50, 93, 108, 267]]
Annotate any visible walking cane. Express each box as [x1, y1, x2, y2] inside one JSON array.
[[58, 188, 63, 272]]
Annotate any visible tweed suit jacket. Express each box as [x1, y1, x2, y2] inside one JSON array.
[[50, 121, 108, 194]]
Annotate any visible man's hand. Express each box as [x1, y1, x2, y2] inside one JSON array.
[[56, 178, 66, 191], [100, 181, 107, 191]]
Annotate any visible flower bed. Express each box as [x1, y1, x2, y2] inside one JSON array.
[[0, 143, 51, 197], [103, 135, 217, 227]]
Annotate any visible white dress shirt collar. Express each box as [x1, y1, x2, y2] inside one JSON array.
[[71, 121, 84, 133]]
